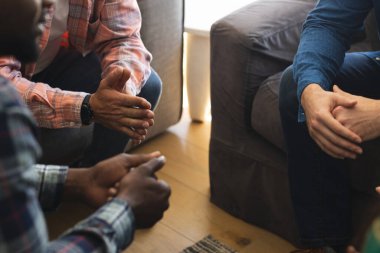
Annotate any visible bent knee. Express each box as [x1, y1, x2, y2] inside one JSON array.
[[279, 66, 298, 115]]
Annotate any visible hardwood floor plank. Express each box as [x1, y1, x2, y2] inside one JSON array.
[[124, 223, 194, 253], [151, 172, 295, 253], [133, 132, 209, 174]]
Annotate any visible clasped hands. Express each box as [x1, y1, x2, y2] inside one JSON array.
[[64, 152, 171, 228], [90, 67, 154, 145], [301, 84, 380, 160]]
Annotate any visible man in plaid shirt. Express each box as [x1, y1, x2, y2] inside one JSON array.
[[0, 0, 171, 251], [0, 0, 161, 166]]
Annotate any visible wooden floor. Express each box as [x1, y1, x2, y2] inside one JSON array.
[[125, 110, 295, 253], [46, 109, 296, 253]]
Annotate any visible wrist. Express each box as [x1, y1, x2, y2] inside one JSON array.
[[80, 94, 94, 125], [63, 168, 89, 202], [301, 84, 322, 106], [116, 192, 136, 210]]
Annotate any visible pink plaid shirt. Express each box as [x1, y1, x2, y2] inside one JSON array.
[[0, 0, 152, 128]]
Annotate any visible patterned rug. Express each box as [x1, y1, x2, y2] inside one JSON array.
[[180, 235, 238, 253]]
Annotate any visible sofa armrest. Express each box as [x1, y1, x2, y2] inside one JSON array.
[[210, 0, 316, 132], [134, 0, 184, 146], [210, 2, 316, 242], [212, 0, 316, 63]]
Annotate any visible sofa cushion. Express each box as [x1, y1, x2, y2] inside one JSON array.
[[251, 72, 286, 151]]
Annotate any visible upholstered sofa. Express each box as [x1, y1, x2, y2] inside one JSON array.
[[209, 0, 380, 247]]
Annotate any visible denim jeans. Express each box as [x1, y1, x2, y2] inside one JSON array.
[[32, 48, 162, 166], [279, 51, 380, 250]]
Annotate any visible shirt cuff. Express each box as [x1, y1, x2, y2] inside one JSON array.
[[34, 164, 68, 211], [59, 91, 88, 128], [63, 198, 135, 252]]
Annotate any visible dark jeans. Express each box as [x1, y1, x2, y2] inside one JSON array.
[[279, 51, 380, 251], [32, 48, 162, 166]]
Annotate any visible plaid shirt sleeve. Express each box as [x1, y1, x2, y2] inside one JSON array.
[[33, 164, 68, 211], [0, 76, 48, 252], [90, 0, 152, 96], [0, 57, 87, 128], [50, 198, 135, 252], [0, 77, 135, 252]]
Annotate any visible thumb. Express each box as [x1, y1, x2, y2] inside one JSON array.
[[334, 93, 357, 108], [101, 67, 131, 92], [333, 85, 349, 95], [125, 152, 162, 168], [134, 156, 166, 177]]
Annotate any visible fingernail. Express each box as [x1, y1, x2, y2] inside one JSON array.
[[151, 151, 161, 156], [157, 155, 166, 162]]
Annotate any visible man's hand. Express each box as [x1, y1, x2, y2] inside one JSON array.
[[116, 156, 171, 228], [301, 84, 362, 159], [90, 67, 154, 142], [332, 85, 380, 142], [64, 152, 161, 208]]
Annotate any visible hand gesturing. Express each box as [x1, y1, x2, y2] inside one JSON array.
[[90, 67, 154, 143]]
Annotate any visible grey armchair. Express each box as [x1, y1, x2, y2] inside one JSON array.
[[209, 0, 380, 246]]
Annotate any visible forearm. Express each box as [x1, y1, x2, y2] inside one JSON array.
[[294, 0, 371, 96], [61, 168, 88, 202], [91, 0, 152, 95], [0, 57, 87, 128], [293, 0, 371, 121], [99, 38, 152, 96], [50, 198, 135, 252]]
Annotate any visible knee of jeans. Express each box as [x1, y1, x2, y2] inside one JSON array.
[[147, 69, 163, 94], [279, 66, 298, 115], [141, 69, 163, 109]]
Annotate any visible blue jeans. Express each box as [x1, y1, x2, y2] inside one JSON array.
[[33, 48, 162, 166], [279, 51, 380, 251]]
